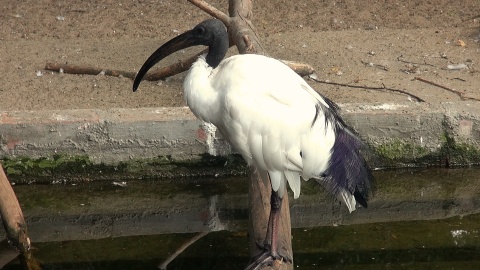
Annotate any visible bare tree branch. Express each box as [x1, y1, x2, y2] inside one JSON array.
[[45, 62, 137, 79], [188, 0, 231, 25], [45, 57, 314, 81]]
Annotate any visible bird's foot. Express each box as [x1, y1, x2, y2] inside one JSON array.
[[244, 245, 292, 270]]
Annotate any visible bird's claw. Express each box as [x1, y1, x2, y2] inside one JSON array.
[[244, 246, 292, 270]]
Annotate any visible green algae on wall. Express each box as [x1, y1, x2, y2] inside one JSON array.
[[375, 133, 480, 167], [1, 154, 248, 184], [2, 134, 479, 183]]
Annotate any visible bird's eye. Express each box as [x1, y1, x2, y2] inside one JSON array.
[[195, 26, 206, 35]]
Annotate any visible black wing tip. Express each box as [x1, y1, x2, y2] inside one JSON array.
[[354, 188, 369, 208]]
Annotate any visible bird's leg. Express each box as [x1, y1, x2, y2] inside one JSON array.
[[246, 190, 285, 270], [264, 189, 282, 257]]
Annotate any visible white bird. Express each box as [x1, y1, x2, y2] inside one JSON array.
[[133, 19, 373, 269]]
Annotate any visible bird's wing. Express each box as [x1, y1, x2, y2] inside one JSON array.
[[211, 55, 337, 198]]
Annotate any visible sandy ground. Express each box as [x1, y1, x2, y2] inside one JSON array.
[[1, 0, 479, 111]]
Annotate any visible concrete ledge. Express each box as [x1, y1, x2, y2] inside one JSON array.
[[1, 107, 203, 164], [1, 102, 480, 168]]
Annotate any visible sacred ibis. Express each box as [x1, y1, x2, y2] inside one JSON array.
[[133, 19, 373, 269]]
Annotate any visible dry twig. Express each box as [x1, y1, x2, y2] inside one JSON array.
[[414, 76, 480, 101], [309, 75, 426, 102], [397, 55, 436, 67], [414, 76, 463, 95], [360, 60, 389, 71]]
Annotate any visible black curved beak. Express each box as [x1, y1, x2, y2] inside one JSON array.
[[133, 30, 200, 92]]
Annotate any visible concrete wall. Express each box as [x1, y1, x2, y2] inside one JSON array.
[[2, 102, 479, 168]]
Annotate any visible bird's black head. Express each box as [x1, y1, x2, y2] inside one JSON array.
[[191, 19, 227, 47], [133, 19, 228, 92]]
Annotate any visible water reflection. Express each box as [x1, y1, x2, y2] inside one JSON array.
[[2, 168, 480, 269]]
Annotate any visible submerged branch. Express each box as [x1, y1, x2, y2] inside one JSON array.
[[158, 231, 209, 270]]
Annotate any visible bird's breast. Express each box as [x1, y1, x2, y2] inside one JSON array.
[[183, 57, 221, 123]]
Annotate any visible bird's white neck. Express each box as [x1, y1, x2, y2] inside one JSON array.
[[183, 56, 220, 123]]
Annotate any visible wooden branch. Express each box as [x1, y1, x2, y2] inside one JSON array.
[[0, 165, 30, 254], [414, 76, 462, 94], [248, 168, 291, 270], [158, 231, 209, 270], [188, 0, 231, 25], [227, 0, 266, 55], [360, 60, 389, 71], [414, 76, 480, 102], [309, 75, 426, 102], [45, 57, 314, 81], [397, 55, 436, 67], [0, 165, 42, 270], [281, 60, 315, 77], [45, 62, 137, 79]]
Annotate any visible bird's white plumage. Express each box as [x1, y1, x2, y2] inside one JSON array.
[[184, 54, 346, 204]]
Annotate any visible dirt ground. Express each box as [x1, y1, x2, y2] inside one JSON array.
[[1, 0, 479, 111]]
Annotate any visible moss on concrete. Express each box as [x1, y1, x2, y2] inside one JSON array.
[[1, 154, 248, 184], [376, 139, 430, 164], [2, 132, 479, 183], [375, 132, 480, 168], [438, 133, 480, 166]]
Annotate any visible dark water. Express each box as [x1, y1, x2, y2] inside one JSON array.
[[2, 168, 480, 269]]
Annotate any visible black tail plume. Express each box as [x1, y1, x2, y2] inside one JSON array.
[[323, 125, 374, 208]]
